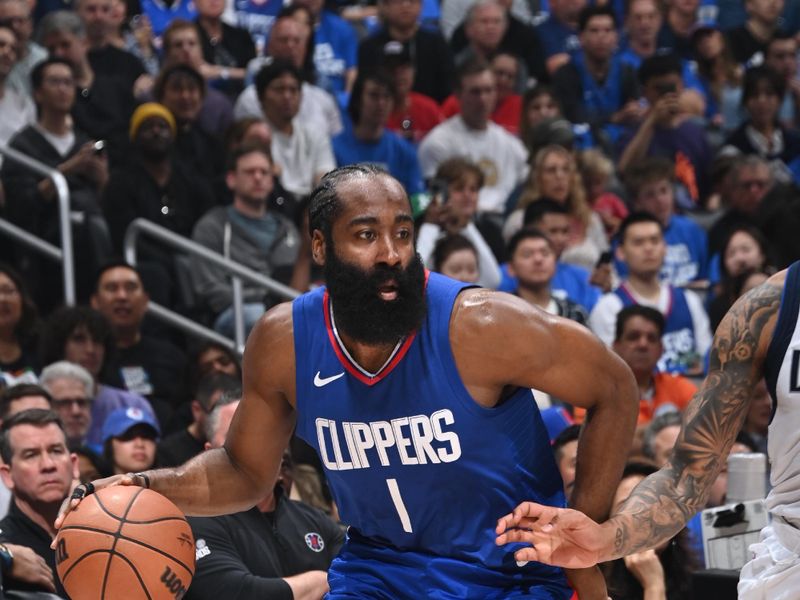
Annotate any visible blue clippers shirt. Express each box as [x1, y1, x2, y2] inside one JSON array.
[[292, 272, 570, 599]]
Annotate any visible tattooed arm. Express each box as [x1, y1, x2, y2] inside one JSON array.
[[495, 272, 785, 567]]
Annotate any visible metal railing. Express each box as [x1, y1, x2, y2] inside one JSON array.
[[123, 218, 300, 353], [0, 144, 75, 305]]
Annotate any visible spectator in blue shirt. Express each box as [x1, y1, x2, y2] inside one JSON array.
[[333, 69, 424, 196], [534, 0, 586, 75], [618, 157, 709, 288], [293, 0, 358, 105]]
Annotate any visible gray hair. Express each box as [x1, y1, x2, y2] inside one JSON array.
[[38, 10, 86, 42], [203, 393, 241, 443], [729, 155, 771, 184], [466, 0, 507, 26], [641, 411, 682, 461], [40, 361, 95, 398]]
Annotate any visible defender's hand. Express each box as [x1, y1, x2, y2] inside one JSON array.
[[495, 502, 611, 569]]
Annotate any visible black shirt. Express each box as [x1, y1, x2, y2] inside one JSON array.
[[186, 490, 344, 600], [102, 158, 216, 255], [72, 75, 137, 168], [726, 25, 772, 65], [358, 28, 454, 103], [450, 13, 548, 85], [196, 21, 256, 99], [0, 501, 67, 597], [157, 428, 205, 467], [106, 336, 187, 421], [89, 45, 146, 92]]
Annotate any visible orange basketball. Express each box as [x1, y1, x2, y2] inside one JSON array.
[[55, 486, 195, 600]]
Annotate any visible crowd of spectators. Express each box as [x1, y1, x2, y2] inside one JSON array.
[[0, 0, 797, 596]]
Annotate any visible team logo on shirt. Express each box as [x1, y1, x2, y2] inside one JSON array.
[[305, 532, 325, 552], [195, 539, 211, 560]]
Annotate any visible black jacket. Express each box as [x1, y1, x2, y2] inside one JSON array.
[[0, 501, 67, 598], [186, 490, 344, 600]]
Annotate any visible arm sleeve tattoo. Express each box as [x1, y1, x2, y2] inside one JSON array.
[[608, 281, 782, 558]]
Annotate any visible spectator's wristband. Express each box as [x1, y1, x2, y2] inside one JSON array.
[[0, 543, 14, 574], [131, 472, 150, 489]]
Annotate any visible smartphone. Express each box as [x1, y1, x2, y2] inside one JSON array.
[[428, 178, 448, 206], [596, 250, 613, 267]]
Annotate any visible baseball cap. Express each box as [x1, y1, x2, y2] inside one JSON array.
[[540, 406, 574, 443], [382, 40, 412, 67], [101, 407, 160, 443]]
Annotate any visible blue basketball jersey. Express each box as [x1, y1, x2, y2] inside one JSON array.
[[292, 272, 570, 599], [615, 283, 697, 374]]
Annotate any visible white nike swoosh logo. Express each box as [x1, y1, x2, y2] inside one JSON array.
[[314, 371, 345, 387]]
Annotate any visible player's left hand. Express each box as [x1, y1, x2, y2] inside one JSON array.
[[495, 502, 610, 569]]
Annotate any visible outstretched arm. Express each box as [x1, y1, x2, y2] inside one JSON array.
[[606, 277, 780, 558], [496, 275, 783, 566]]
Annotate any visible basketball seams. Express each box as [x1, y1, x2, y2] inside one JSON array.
[[58, 488, 195, 598], [109, 549, 154, 600], [101, 486, 146, 598], [60, 523, 196, 576]]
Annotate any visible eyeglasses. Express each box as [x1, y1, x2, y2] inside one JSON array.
[[52, 397, 92, 410]]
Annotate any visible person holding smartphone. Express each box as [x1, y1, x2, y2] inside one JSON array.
[[416, 158, 503, 289], [617, 53, 713, 205]]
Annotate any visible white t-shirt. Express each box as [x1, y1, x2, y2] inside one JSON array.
[[0, 87, 35, 151], [234, 82, 343, 138], [418, 116, 528, 214], [589, 283, 712, 369], [269, 117, 337, 197]]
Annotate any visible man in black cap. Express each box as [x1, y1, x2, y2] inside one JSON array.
[[382, 41, 444, 144], [357, 0, 454, 103]]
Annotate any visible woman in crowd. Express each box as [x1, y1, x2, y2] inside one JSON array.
[[39, 306, 158, 447], [102, 407, 160, 475], [691, 25, 744, 133], [432, 235, 481, 284], [602, 460, 700, 599], [708, 225, 773, 330], [0, 264, 39, 379], [518, 85, 562, 155], [723, 66, 800, 184], [504, 145, 608, 271]]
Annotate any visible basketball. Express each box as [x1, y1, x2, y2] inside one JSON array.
[[55, 486, 196, 600]]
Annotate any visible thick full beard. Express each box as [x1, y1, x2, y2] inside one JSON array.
[[324, 246, 427, 346]]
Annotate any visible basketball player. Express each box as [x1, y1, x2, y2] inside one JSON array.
[[495, 264, 799, 598], [57, 165, 639, 598]]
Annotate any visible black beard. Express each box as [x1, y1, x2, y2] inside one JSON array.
[[324, 245, 427, 345]]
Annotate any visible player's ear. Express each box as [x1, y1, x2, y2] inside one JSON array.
[[311, 230, 326, 267]]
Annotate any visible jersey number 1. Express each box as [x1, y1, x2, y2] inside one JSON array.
[[386, 478, 413, 533]]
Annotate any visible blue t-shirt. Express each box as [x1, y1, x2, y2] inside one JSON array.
[[614, 215, 709, 286], [498, 261, 601, 312], [141, 0, 197, 38], [234, 0, 285, 54], [332, 129, 425, 195], [535, 16, 580, 59], [313, 11, 358, 97]]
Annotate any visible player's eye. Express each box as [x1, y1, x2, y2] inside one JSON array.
[[357, 230, 376, 240], [397, 229, 411, 240]]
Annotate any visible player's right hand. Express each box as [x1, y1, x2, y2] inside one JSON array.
[[51, 473, 141, 541], [495, 502, 611, 569]]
